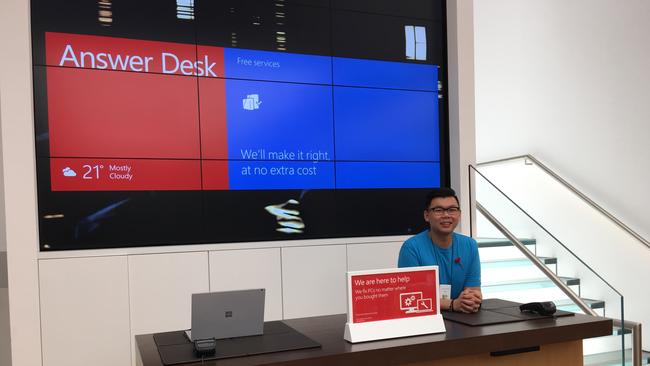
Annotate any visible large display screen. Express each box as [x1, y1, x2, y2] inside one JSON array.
[[32, 0, 449, 250]]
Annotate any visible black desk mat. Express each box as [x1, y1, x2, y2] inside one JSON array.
[[442, 299, 574, 326], [154, 321, 321, 365], [443, 309, 523, 326], [491, 305, 574, 320], [478, 298, 521, 310]]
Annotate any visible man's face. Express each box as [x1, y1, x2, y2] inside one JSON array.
[[424, 197, 461, 236]]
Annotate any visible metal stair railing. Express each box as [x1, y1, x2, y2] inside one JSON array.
[[477, 201, 642, 366], [477, 154, 650, 250]]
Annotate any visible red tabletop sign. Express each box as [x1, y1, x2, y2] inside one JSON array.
[[350, 268, 438, 324]]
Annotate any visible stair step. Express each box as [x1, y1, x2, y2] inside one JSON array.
[[482, 276, 580, 288], [481, 257, 557, 267], [583, 349, 650, 365], [481, 258, 533, 268], [483, 288, 572, 304], [482, 260, 548, 284], [476, 238, 537, 248], [482, 277, 581, 304], [561, 276, 581, 286], [613, 326, 632, 336], [584, 332, 630, 356], [557, 304, 605, 317], [537, 256, 557, 265], [559, 298, 605, 310], [555, 298, 606, 316], [477, 238, 537, 261]]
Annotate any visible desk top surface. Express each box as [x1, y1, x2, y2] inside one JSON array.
[[136, 310, 612, 366]]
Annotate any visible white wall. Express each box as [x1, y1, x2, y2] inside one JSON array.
[[1, 0, 43, 365], [0, 89, 9, 366], [474, 0, 650, 240], [0, 95, 5, 254], [474, 0, 650, 349], [448, 0, 477, 234], [0, 1, 476, 366]]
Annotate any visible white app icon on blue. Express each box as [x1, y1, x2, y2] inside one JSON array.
[[242, 94, 262, 110]]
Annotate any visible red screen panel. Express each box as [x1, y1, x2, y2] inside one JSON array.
[[201, 160, 230, 190], [47, 66, 201, 159], [198, 74, 228, 159]]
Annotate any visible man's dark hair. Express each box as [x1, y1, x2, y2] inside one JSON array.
[[424, 187, 460, 210]]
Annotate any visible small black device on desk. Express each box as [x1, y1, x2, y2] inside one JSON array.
[[520, 301, 557, 316], [193, 338, 216, 356]]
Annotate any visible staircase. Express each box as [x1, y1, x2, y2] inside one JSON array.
[[478, 238, 650, 365]]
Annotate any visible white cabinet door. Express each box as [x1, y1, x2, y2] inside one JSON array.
[[40, 256, 131, 366], [128, 251, 209, 365], [282, 245, 347, 319], [209, 248, 282, 321]]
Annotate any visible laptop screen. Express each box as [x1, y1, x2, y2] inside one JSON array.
[[190, 288, 265, 341]]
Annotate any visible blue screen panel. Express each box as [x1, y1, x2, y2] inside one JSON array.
[[333, 57, 437, 91], [226, 79, 334, 162], [333, 87, 439, 162], [229, 161, 335, 190], [335, 162, 440, 189], [224, 48, 332, 85]]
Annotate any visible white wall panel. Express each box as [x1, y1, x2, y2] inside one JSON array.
[[346, 242, 402, 272], [281, 245, 347, 319], [39, 256, 131, 366], [474, 0, 650, 240], [1, 0, 43, 363], [128, 252, 209, 365], [209, 248, 283, 321], [448, 0, 477, 235]]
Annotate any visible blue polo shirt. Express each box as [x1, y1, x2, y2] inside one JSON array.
[[398, 231, 481, 299]]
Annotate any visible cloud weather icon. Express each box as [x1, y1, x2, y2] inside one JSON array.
[[62, 167, 77, 177], [242, 94, 262, 110]]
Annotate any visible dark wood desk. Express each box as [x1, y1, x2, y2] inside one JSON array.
[[136, 312, 612, 366]]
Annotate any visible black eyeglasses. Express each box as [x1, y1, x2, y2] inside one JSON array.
[[427, 206, 461, 216]]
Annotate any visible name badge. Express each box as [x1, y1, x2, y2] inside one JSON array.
[[440, 284, 451, 300]]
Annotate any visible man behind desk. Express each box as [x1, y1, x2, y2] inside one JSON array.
[[398, 188, 482, 313]]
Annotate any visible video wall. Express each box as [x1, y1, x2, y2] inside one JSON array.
[[32, 0, 449, 250]]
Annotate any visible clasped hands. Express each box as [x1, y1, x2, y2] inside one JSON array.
[[452, 288, 482, 313]]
